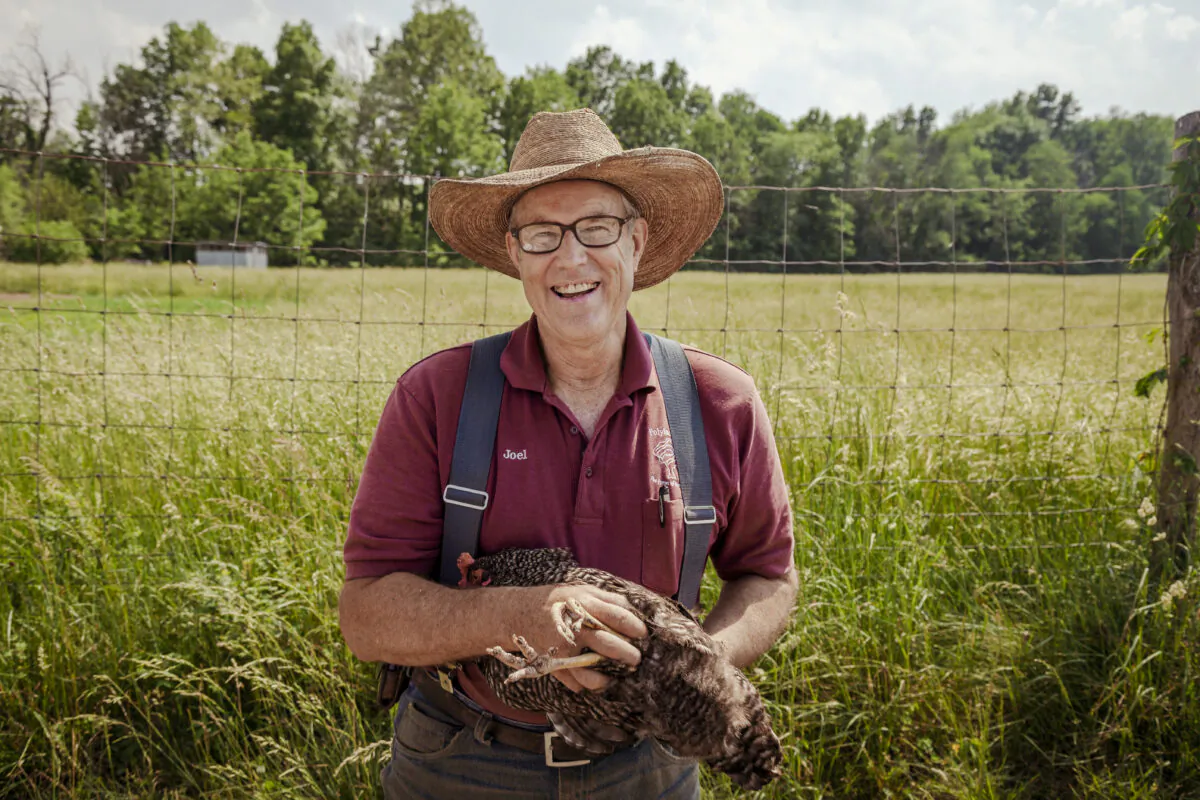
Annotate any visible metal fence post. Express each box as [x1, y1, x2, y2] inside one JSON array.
[[1154, 110, 1200, 575]]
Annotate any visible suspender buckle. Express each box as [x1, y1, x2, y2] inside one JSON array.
[[443, 484, 489, 510], [684, 505, 717, 526]]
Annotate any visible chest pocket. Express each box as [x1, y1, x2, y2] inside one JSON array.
[[641, 496, 684, 597]]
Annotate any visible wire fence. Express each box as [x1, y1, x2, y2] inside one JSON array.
[[0, 147, 1175, 577]]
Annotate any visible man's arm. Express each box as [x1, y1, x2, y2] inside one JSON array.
[[702, 567, 798, 669], [338, 572, 647, 676]]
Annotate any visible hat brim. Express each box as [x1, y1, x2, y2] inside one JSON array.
[[428, 147, 724, 291]]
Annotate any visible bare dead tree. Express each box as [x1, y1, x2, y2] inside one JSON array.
[[0, 27, 79, 153]]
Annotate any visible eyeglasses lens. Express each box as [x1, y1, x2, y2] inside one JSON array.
[[518, 217, 623, 253]]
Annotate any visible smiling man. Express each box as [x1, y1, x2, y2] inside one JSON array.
[[337, 109, 798, 799]]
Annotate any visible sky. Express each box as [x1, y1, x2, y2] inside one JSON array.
[[1, 0, 1197, 131]]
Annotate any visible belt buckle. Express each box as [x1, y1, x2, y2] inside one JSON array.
[[543, 731, 589, 768]]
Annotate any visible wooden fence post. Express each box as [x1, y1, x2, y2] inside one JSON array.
[[1154, 110, 1200, 576]]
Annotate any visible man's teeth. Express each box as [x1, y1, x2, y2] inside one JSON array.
[[555, 282, 599, 297]]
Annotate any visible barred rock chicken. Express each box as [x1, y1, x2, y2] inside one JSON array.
[[457, 547, 782, 791]]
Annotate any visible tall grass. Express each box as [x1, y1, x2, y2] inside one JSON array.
[[2, 263, 1197, 798]]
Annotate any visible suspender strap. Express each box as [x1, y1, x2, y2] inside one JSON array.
[[435, 329, 714, 609], [438, 331, 513, 587], [646, 334, 716, 610]]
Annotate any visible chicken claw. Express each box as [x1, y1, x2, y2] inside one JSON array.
[[486, 634, 607, 684], [551, 597, 629, 646]]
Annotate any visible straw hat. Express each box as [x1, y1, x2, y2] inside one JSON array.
[[428, 108, 724, 290]]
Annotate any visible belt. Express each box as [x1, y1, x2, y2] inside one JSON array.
[[410, 670, 621, 767]]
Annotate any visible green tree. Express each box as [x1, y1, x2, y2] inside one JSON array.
[[361, 0, 502, 174], [7, 219, 89, 263], [659, 60, 689, 110], [609, 78, 686, 148], [688, 108, 751, 185], [217, 44, 269, 138], [182, 131, 325, 264], [97, 22, 228, 162], [407, 81, 504, 179], [1020, 137, 1086, 266], [105, 158, 177, 261], [253, 22, 338, 171], [565, 46, 650, 119], [0, 163, 26, 256], [357, 0, 504, 257], [111, 131, 325, 264], [497, 68, 580, 163], [743, 127, 852, 266]]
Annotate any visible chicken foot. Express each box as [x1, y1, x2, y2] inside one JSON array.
[[552, 597, 631, 646], [487, 635, 607, 684], [486, 598, 638, 684]]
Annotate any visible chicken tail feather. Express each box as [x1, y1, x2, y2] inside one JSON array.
[[704, 701, 783, 791]]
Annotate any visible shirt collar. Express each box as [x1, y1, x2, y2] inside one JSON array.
[[500, 312, 655, 398]]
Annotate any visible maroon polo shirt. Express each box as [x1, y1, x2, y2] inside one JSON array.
[[343, 313, 793, 723]]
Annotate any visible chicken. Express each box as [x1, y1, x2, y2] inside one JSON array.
[[457, 547, 783, 791]]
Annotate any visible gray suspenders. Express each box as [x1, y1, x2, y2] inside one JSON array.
[[644, 334, 717, 610], [437, 331, 715, 609], [437, 331, 513, 588]]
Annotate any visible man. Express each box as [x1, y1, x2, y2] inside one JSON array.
[[338, 108, 797, 799]]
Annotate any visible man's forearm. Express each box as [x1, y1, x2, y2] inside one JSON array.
[[702, 568, 798, 668], [339, 572, 526, 666]]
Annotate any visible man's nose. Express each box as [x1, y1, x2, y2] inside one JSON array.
[[557, 229, 589, 263]]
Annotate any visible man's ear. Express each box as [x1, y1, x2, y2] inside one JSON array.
[[630, 217, 649, 271], [505, 231, 523, 270]]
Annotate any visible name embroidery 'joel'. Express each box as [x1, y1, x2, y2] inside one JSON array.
[[502, 448, 528, 461]]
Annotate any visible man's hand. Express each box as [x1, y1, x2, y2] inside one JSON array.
[[505, 584, 648, 693]]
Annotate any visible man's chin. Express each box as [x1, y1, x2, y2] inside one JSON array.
[[538, 310, 623, 345]]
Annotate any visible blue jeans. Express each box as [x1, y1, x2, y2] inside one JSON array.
[[381, 684, 701, 800]]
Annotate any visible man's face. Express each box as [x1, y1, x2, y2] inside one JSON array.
[[505, 180, 648, 348]]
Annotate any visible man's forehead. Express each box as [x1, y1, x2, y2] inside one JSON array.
[[510, 180, 624, 223]]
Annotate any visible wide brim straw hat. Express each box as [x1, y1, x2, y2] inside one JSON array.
[[428, 108, 724, 291]]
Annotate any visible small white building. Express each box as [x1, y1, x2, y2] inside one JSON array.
[[196, 241, 269, 268]]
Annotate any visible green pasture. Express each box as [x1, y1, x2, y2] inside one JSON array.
[[2, 263, 1198, 799]]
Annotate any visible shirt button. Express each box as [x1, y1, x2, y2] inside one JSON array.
[[585, 467, 593, 478], [570, 426, 579, 435]]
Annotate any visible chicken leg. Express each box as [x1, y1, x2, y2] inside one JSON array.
[[486, 635, 607, 684], [486, 598, 634, 684]]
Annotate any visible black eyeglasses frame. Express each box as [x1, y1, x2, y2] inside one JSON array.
[[509, 214, 636, 255]]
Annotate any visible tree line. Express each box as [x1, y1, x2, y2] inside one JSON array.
[[0, 0, 1176, 271]]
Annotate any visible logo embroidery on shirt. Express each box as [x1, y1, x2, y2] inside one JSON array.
[[502, 448, 528, 461], [652, 438, 679, 482]]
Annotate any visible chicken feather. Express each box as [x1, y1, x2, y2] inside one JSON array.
[[459, 547, 782, 791]]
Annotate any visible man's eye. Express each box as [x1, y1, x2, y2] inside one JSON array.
[[527, 229, 558, 243]]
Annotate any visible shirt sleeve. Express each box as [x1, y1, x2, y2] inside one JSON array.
[[707, 384, 795, 583], [342, 380, 444, 580]]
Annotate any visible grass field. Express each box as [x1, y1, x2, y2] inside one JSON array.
[[2, 262, 1198, 799]]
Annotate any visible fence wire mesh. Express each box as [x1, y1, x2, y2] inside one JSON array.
[[0, 148, 1173, 586]]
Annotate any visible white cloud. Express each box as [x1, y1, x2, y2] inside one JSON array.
[[569, 4, 653, 61], [1111, 3, 1200, 43], [1113, 4, 1151, 39], [1165, 11, 1200, 40]]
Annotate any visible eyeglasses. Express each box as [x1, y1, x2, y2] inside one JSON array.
[[510, 215, 635, 254]]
